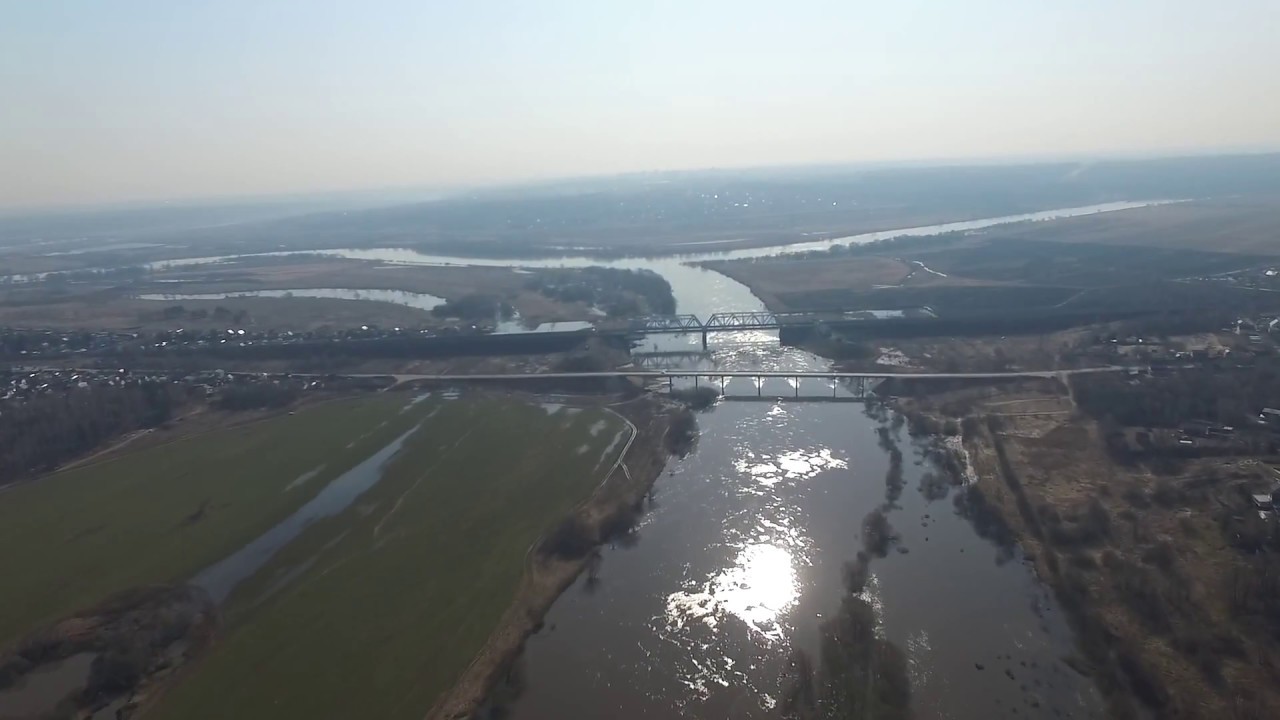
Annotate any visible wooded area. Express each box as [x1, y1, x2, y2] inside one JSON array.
[[0, 383, 192, 483]]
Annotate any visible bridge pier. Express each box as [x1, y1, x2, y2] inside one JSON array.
[[701, 330, 708, 350]]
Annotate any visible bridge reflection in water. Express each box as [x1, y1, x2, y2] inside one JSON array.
[[631, 351, 714, 370]]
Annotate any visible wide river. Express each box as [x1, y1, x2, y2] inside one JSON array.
[[32, 202, 1156, 718], [262, 204, 1128, 719]]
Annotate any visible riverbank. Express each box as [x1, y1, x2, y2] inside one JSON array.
[[427, 395, 680, 720], [897, 377, 1280, 718]]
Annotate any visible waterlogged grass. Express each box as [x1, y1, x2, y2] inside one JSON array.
[[0, 394, 435, 646], [148, 395, 629, 720]]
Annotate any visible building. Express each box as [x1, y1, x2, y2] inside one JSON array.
[[1251, 488, 1280, 511]]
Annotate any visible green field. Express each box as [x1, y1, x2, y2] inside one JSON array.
[[143, 395, 629, 719], [0, 393, 434, 646], [0, 391, 630, 718]]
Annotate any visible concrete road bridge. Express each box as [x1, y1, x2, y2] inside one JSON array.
[[379, 365, 1133, 399]]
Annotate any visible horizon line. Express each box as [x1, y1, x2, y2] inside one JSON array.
[[4, 145, 1279, 219]]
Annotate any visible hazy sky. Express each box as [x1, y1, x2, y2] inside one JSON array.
[[3, 0, 1278, 209]]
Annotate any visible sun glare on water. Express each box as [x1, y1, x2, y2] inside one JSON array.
[[665, 542, 799, 642]]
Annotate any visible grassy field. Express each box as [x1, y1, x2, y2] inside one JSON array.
[[0, 258, 610, 331], [970, 196, 1280, 255], [701, 256, 922, 310], [704, 200, 1280, 318], [0, 394, 435, 646], [147, 394, 629, 720]]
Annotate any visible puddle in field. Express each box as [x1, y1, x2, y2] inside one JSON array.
[[283, 466, 325, 492], [400, 392, 433, 412]]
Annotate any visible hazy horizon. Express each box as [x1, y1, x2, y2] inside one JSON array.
[[5, 1, 1279, 210]]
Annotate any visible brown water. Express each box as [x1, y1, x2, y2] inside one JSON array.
[[489, 337, 1102, 720]]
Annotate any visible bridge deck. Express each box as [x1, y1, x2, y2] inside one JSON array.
[[397, 368, 1107, 381]]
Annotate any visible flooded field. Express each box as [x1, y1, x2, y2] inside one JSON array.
[[148, 395, 638, 720]]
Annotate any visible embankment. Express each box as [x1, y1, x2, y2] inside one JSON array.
[[425, 396, 681, 720]]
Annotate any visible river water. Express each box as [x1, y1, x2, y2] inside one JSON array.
[[461, 205, 1118, 718], [501, 395, 1100, 719], [16, 203, 1145, 717]]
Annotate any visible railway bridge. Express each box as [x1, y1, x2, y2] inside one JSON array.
[[623, 309, 935, 348]]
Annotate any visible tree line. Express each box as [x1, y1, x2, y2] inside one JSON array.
[[525, 267, 676, 317], [1073, 364, 1280, 429], [0, 383, 191, 483]]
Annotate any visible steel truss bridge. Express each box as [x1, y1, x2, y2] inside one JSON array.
[[624, 310, 933, 347]]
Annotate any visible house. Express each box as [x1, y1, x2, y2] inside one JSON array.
[[1252, 488, 1280, 511]]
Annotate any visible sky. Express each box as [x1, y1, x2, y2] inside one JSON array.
[[3, 0, 1279, 209]]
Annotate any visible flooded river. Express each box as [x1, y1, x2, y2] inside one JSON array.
[[498, 343, 1102, 719], [417, 204, 1113, 718], [16, 203, 1138, 717]]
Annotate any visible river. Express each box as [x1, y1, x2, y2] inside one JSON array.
[[399, 206, 1112, 717], [18, 202, 1144, 718], [463, 204, 1115, 718], [498, 394, 1100, 719], [477, 303, 1104, 718]]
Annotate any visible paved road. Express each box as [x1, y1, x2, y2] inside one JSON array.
[[18, 365, 1138, 385], [379, 366, 1136, 384]]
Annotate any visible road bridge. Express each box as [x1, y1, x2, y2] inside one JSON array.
[[391, 367, 1119, 382], [30, 366, 1133, 386], [383, 365, 1132, 399]]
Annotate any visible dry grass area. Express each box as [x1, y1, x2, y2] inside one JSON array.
[[154, 258, 522, 297], [976, 197, 1280, 255], [835, 328, 1097, 374], [902, 382, 1280, 718], [0, 258, 600, 330], [703, 255, 1001, 310], [147, 258, 595, 325]]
